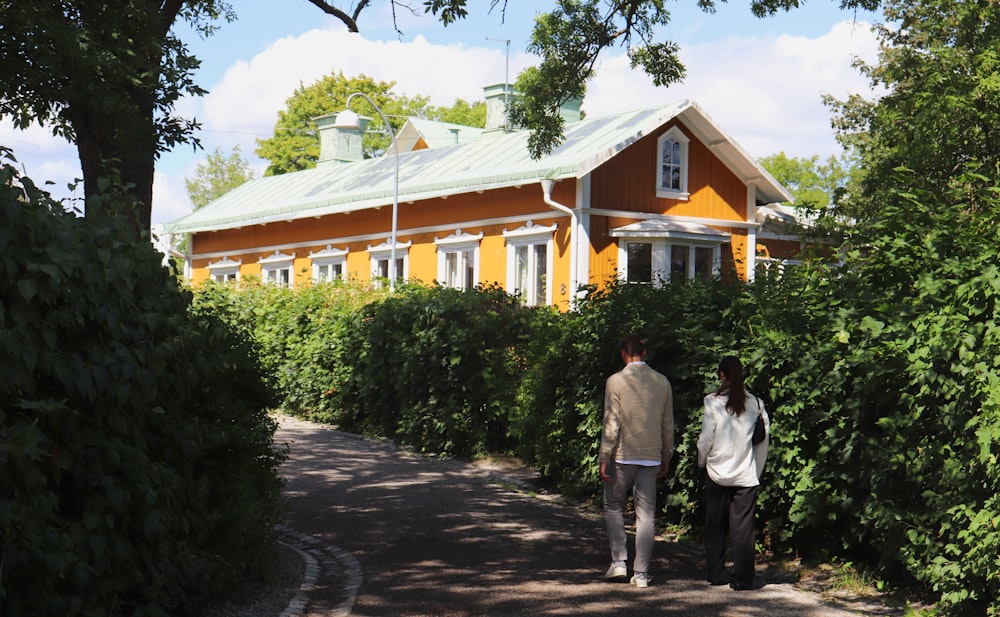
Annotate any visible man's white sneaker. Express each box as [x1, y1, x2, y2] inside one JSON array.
[[604, 563, 628, 579], [630, 573, 649, 588]]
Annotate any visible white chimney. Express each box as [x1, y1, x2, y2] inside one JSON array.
[[483, 83, 514, 131], [315, 111, 371, 165]]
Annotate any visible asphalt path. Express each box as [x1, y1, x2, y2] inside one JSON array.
[[276, 415, 890, 617]]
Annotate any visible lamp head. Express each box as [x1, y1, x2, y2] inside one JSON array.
[[333, 109, 361, 129]]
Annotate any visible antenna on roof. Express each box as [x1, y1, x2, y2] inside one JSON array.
[[486, 37, 511, 109]]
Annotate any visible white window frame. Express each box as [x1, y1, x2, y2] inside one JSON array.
[[434, 230, 483, 291], [503, 222, 556, 307], [259, 250, 295, 287], [656, 126, 690, 200], [309, 245, 349, 283], [617, 239, 720, 284], [368, 239, 411, 286], [207, 257, 241, 283]]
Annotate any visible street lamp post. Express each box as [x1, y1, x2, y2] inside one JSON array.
[[334, 93, 400, 292]]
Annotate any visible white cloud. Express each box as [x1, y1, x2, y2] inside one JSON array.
[[587, 19, 879, 160]]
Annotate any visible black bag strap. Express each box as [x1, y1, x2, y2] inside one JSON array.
[[751, 395, 767, 445]]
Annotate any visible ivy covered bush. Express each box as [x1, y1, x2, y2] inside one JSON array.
[[742, 181, 1000, 615], [0, 162, 284, 617], [342, 284, 552, 456]]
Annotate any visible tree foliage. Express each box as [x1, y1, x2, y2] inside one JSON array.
[[826, 0, 1000, 223], [0, 151, 284, 616], [0, 0, 234, 232], [758, 151, 855, 211], [255, 72, 485, 175], [806, 0, 1000, 610], [184, 145, 255, 209]]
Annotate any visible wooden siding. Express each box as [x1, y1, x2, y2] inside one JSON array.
[[583, 121, 753, 283], [188, 183, 577, 310], [758, 238, 804, 261], [586, 214, 616, 286], [729, 229, 750, 279], [588, 121, 748, 221]]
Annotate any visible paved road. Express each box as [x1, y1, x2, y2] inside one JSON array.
[[276, 415, 891, 617]]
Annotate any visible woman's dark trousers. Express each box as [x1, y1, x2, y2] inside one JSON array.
[[704, 476, 757, 588]]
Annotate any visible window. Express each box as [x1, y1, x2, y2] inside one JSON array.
[[612, 220, 727, 285], [515, 244, 548, 306], [259, 250, 295, 287], [309, 245, 349, 283], [503, 222, 555, 306], [620, 241, 718, 283], [317, 262, 344, 282], [656, 127, 690, 199], [435, 230, 483, 291], [368, 239, 411, 286], [208, 257, 241, 283], [626, 242, 653, 282]]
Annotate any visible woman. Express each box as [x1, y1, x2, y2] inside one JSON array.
[[697, 356, 769, 591]]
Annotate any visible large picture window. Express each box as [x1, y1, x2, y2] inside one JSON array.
[[656, 127, 690, 199], [612, 219, 727, 285], [621, 240, 717, 283], [503, 222, 556, 307], [435, 230, 483, 291]]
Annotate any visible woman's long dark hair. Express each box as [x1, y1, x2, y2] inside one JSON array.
[[715, 355, 747, 416]]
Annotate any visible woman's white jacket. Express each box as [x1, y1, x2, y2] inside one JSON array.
[[696, 392, 769, 487]]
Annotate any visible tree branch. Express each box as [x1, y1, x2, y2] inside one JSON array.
[[305, 0, 360, 32]]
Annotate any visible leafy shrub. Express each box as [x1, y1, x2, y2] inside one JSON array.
[[333, 283, 541, 456], [0, 161, 284, 617], [191, 280, 379, 424]]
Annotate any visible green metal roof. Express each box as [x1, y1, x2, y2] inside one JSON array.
[[166, 100, 790, 234]]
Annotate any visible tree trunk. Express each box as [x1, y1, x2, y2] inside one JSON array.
[[71, 91, 156, 238]]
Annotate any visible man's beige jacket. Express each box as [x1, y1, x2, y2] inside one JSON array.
[[599, 362, 674, 465]]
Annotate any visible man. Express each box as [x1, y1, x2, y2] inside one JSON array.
[[599, 333, 674, 589]]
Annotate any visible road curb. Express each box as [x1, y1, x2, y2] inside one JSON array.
[[276, 524, 362, 616]]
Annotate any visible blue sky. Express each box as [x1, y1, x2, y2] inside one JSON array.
[[0, 1, 881, 227]]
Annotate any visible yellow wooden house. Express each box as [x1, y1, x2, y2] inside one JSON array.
[[167, 86, 799, 311]]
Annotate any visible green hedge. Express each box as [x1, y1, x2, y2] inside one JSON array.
[[207, 281, 548, 458], [0, 162, 284, 617]]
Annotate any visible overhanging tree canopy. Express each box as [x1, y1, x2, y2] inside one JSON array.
[[0, 0, 235, 233]]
